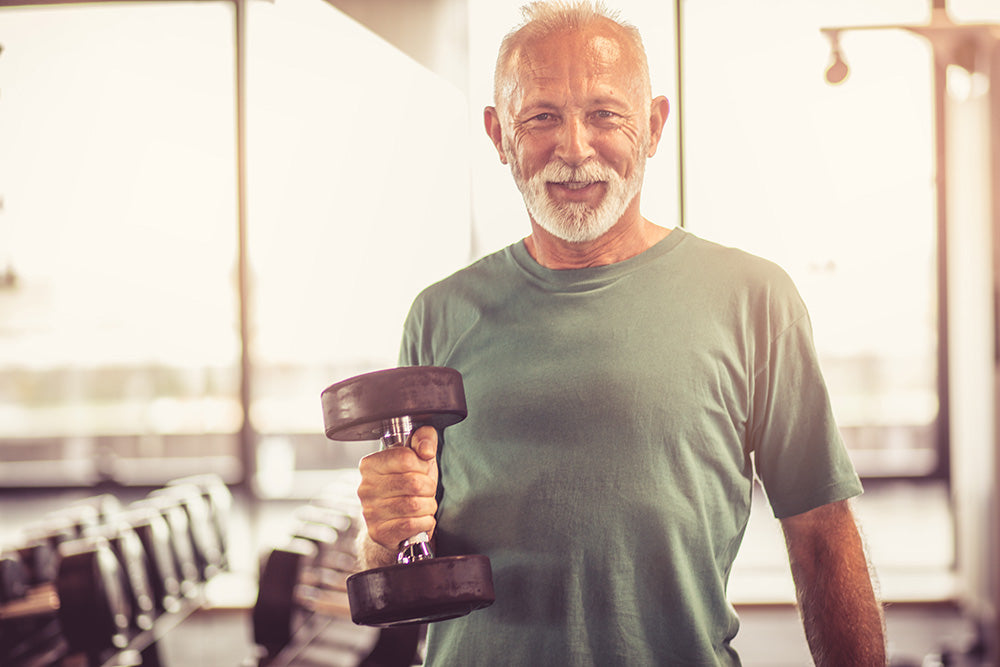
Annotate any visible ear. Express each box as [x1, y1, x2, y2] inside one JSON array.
[[645, 96, 670, 158], [484, 106, 509, 165]]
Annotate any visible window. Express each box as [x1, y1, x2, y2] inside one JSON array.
[[244, 0, 472, 497], [0, 0, 473, 493], [0, 2, 241, 485], [682, 0, 941, 477]]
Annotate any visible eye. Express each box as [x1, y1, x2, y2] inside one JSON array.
[[532, 112, 553, 122], [594, 110, 618, 120]]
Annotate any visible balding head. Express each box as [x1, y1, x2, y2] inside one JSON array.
[[493, 1, 652, 119]]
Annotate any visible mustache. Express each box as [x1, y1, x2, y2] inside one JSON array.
[[533, 160, 617, 185]]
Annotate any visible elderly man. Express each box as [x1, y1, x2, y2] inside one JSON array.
[[357, 2, 886, 664]]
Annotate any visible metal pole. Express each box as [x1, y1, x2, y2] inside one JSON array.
[[234, 0, 256, 490], [990, 35, 1000, 667], [933, 50, 951, 481], [673, 0, 685, 228]]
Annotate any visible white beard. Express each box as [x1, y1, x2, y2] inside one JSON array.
[[508, 148, 647, 244]]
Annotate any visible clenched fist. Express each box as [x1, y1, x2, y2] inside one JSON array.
[[357, 425, 439, 564]]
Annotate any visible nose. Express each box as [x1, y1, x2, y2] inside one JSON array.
[[554, 116, 595, 167]]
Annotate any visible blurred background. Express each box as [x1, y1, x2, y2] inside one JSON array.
[[0, 0, 997, 664]]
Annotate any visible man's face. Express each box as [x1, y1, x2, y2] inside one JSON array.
[[498, 27, 651, 243]]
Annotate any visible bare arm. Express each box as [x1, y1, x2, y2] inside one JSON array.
[[780, 499, 887, 666], [355, 426, 439, 569]]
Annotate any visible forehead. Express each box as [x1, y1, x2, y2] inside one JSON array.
[[507, 28, 640, 108]]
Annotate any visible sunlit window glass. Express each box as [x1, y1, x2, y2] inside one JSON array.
[[245, 0, 472, 497], [0, 3, 240, 485], [682, 0, 940, 477]]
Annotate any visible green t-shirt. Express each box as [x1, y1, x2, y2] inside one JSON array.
[[399, 228, 862, 666]]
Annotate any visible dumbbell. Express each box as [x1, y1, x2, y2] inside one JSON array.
[[65, 494, 180, 633], [155, 482, 226, 580], [252, 498, 363, 651], [69, 494, 123, 527], [1, 503, 111, 660], [88, 520, 158, 634], [293, 504, 359, 574], [253, 539, 320, 657], [253, 537, 382, 659], [139, 486, 221, 590], [13, 538, 59, 590], [122, 505, 183, 614], [320, 366, 495, 627], [0, 536, 132, 664], [0, 552, 55, 666], [167, 473, 233, 570]]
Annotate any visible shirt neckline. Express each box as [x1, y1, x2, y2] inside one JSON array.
[[508, 227, 688, 292]]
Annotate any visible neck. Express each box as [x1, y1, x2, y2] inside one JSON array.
[[524, 208, 670, 270]]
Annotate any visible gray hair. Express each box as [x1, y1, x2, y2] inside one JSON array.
[[493, 1, 652, 113]]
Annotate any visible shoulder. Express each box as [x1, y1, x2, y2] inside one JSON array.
[[677, 231, 788, 281], [413, 243, 519, 308], [674, 231, 801, 304], [400, 243, 522, 366], [666, 231, 810, 345]]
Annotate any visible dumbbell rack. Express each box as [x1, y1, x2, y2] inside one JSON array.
[[0, 474, 233, 667], [250, 471, 423, 667]]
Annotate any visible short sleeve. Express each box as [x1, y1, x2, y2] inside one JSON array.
[[749, 292, 863, 518]]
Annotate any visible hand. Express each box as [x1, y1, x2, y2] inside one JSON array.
[[357, 425, 439, 553]]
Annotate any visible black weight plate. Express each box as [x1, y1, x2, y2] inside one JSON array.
[[321, 367, 467, 442], [252, 540, 317, 657], [127, 507, 182, 614], [154, 485, 224, 581], [56, 537, 130, 655], [346, 554, 494, 627], [17, 540, 58, 586], [132, 495, 201, 595], [106, 522, 156, 631], [0, 555, 28, 603], [168, 474, 233, 569]]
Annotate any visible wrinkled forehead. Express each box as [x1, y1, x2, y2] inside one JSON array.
[[506, 29, 642, 105]]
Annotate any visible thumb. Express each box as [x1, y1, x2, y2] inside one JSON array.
[[411, 425, 438, 461]]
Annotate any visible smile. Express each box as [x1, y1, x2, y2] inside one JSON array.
[[546, 180, 606, 202], [550, 180, 605, 192]]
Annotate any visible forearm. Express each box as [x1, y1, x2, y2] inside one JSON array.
[[782, 501, 887, 666]]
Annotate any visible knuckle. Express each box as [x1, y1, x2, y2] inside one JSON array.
[[397, 516, 434, 539], [368, 516, 435, 549], [361, 505, 380, 527], [397, 471, 430, 495], [397, 495, 425, 516]]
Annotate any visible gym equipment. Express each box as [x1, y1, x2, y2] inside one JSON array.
[[1, 477, 234, 667], [133, 493, 208, 596], [320, 366, 494, 627], [253, 539, 321, 657], [252, 496, 360, 653], [0, 536, 131, 664], [93, 520, 157, 633], [14, 539, 58, 589], [123, 506, 184, 614], [149, 484, 225, 582], [168, 474, 233, 570]]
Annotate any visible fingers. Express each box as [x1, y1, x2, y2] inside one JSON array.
[[410, 425, 438, 461], [357, 426, 439, 551]]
